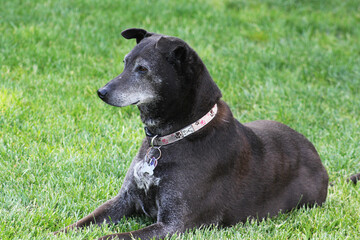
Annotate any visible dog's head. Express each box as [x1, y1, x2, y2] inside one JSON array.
[[97, 28, 221, 131]]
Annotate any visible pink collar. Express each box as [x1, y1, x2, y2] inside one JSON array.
[[145, 104, 218, 146]]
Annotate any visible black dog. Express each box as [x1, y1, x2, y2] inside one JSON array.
[[55, 28, 357, 239]]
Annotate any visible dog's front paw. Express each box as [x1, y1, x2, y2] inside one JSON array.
[[51, 229, 63, 237], [52, 226, 71, 236], [98, 233, 134, 240]]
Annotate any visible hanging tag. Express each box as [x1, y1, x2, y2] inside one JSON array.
[[145, 147, 161, 163], [141, 161, 156, 176], [149, 156, 158, 167], [135, 144, 161, 178], [142, 151, 159, 176]]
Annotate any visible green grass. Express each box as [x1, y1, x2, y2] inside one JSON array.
[[1, 0, 359, 239]]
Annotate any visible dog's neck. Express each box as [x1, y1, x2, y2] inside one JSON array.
[[144, 104, 218, 146], [138, 101, 210, 137], [138, 52, 222, 137]]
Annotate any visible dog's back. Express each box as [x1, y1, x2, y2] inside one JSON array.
[[238, 120, 329, 218]]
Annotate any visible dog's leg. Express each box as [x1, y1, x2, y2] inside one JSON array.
[[97, 190, 187, 240], [54, 191, 135, 234], [98, 222, 179, 240]]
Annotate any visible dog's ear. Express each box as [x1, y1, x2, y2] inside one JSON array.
[[156, 37, 187, 64], [121, 28, 152, 44]]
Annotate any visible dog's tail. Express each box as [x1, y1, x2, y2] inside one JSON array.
[[347, 173, 360, 184], [329, 173, 360, 186]]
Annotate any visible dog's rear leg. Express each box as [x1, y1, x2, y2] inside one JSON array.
[[54, 193, 135, 234]]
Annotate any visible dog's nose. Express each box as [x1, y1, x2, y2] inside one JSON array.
[[97, 88, 108, 99]]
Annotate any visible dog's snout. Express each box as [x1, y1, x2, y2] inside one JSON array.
[[97, 88, 108, 100]]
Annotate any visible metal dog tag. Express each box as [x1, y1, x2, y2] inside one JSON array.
[[133, 157, 160, 191], [142, 157, 158, 175], [142, 162, 155, 175]]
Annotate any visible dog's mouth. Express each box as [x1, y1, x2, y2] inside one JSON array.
[[105, 100, 140, 107]]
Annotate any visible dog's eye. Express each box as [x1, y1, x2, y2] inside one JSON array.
[[136, 65, 148, 73]]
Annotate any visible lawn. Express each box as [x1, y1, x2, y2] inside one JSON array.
[[1, 0, 359, 239]]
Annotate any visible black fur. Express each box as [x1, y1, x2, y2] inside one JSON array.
[[347, 173, 360, 184], [55, 29, 357, 240], [121, 28, 152, 44]]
